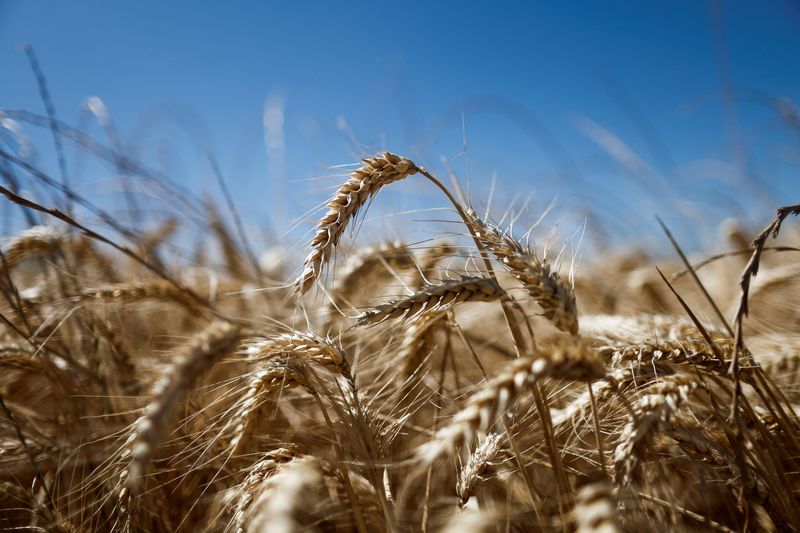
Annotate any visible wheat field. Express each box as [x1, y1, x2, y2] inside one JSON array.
[[0, 142, 798, 533]]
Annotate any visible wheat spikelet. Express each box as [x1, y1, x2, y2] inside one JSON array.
[[92, 315, 139, 393], [463, 209, 579, 335], [419, 341, 606, 464], [124, 321, 241, 489], [242, 454, 382, 533], [244, 455, 323, 533], [295, 152, 419, 294], [397, 312, 446, 380], [356, 276, 505, 327], [226, 334, 345, 454], [613, 379, 696, 485], [603, 339, 741, 378], [572, 480, 620, 533], [244, 333, 345, 367]]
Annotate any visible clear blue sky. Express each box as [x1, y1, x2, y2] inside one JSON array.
[[1, 1, 799, 251]]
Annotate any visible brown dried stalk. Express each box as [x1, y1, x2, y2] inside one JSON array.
[[295, 152, 418, 293]]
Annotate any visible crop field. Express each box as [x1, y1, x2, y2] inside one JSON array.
[[0, 120, 798, 533]]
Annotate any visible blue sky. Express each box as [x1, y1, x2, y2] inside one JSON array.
[[1, 1, 799, 252]]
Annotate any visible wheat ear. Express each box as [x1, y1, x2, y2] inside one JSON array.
[[463, 209, 579, 335], [295, 152, 418, 294], [572, 480, 620, 533], [0, 225, 62, 272], [356, 276, 505, 327], [231, 447, 297, 532], [79, 280, 201, 310], [124, 321, 241, 489], [228, 334, 344, 454], [456, 432, 503, 508], [613, 379, 696, 485], [419, 341, 606, 464]]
